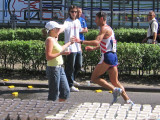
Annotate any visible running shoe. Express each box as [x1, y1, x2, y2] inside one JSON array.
[[73, 81, 80, 86], [126, 99, 134, 106], [111, 87, 122, 104], [70, 86, 79, 92]]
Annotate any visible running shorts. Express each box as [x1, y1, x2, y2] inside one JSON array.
[[98, 52, 118, 67]]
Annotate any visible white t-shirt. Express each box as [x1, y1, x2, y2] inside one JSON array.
[[147, 18, 158, 44], [64, 17, 82, 52]]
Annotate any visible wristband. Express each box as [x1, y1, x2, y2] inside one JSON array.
[[80, 40, 83, 44]]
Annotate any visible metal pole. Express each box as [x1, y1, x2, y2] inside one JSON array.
[[100, 0, 102, 11], [153, 0, 155, 11], [118, 0, 120, 27], [122, 0, 125, 27], [157, 0, 159, 12], [91, 0, 93, 28], [82, 0, 84, 10], [137, 0, 140, 28], [157, 0, 159, 20], [110, 0, 113, 28], [52, 0, 54, 20], [39, 0, 42, 24], [131, 0, 134, 28], [71, 0, 73, 5], [27, 0, 30, 27], [2, 0, 4, 23], [65, 0, 69, 19]]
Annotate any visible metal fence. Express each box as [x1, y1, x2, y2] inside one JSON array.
[[1, 0, 160, 28]]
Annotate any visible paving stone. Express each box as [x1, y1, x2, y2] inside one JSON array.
[[0, 98, 160, 120]]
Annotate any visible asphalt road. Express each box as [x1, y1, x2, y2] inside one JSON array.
[[0, 86, 159, 107]]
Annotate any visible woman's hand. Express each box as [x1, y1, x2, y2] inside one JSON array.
[[60, 51, 71, 55], [70, 36, 80, 43]]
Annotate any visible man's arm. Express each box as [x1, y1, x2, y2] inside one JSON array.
[[82, 34, 103, 46], [142, 37, 148, 43], [152, 32, 157, 44], [59, 21, 67, 34], [81, 28, 107, 46], [80, 27, 88, 33], [152, 21, 158, 44], [59, 27, 65, 34]]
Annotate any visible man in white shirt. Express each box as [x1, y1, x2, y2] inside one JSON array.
[[142, 11, 158, 44], [63, 5, 83, 92]]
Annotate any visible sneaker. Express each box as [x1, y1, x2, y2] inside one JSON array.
[[81, 68, 85, 72], [73, 81, 80, 86], [126, 99, 134, 106], [111, 87, 122, 104], [70, 86, 79, 92]]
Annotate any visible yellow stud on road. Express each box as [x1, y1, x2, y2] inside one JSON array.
[[3, 79, 9, 81], [12, 92, 18, 97], [28, 86, 33, 89], [109, 91, 113, 93], [8, 85, 15, 88], [95, 89, 102, 93]]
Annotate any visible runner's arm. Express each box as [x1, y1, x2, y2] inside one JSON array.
[[80, 29, 106, 46]]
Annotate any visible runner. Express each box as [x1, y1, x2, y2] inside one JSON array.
[[74, 11, 134, 105]]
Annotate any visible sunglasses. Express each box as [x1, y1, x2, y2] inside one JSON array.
[[70, 11, 77, 13], [148, 15, 153, 16]]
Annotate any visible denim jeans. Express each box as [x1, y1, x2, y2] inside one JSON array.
[[65, 52, 82, 87], [46, 66, 70, 101]]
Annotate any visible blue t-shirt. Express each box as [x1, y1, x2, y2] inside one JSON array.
[[78, 17, 87, 40]]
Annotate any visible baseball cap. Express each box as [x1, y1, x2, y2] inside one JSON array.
[[45, 21, 63, 33]]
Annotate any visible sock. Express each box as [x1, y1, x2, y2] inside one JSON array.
[[126, 99, 132, 103]]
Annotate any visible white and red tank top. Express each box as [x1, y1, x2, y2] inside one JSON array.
[[100, 25, 117, 53]]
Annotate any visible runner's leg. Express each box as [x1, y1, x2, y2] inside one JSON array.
[[108, 66, 129, 101], [91, 62, 114, 91]]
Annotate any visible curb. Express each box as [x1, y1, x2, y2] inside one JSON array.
[[77, 85, 160, 92], [0, 82, 48, 88], [0, 82, 160, 92]]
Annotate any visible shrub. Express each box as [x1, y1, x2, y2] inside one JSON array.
[[1, 40, 160, 76], [0, 28, 147, 43]]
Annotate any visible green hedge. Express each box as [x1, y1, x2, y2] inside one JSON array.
[[0, 28, 42, 41], [1, 40, 160, 75], [0, 40, 45, 70], [0, 28, 147, 43], [114, 28, 146, 43]]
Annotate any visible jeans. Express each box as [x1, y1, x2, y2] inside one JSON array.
[[46, 66, 70, 101], [65, 52, 82, 87], [11, 21, 16, 29]]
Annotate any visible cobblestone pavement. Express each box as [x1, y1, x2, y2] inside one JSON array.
[[0, 77, 160, 120], [0, 98, 160, 120]]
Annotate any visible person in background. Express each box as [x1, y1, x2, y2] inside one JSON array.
[[77, 7, 88, 74], [74, 11, 134, 105], [42, 21, 74, 102], [77, 7, 88, 41], [63, 5, 83, 92], [142, 11, 158, 44], [10, 10, 18, 29]]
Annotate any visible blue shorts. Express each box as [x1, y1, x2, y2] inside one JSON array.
[[99, 52, 118, 67]]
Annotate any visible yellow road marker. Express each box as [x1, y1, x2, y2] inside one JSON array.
[[95, 89, 102, 93], [109, 91, 113, 93], [8, 85, 15, 88], [12, 92, 18, 97], [28, 85, 33, 89], [3, 79, 9, 81]]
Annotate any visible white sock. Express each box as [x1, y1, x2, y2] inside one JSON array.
[[126, 99, 132, 103]]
